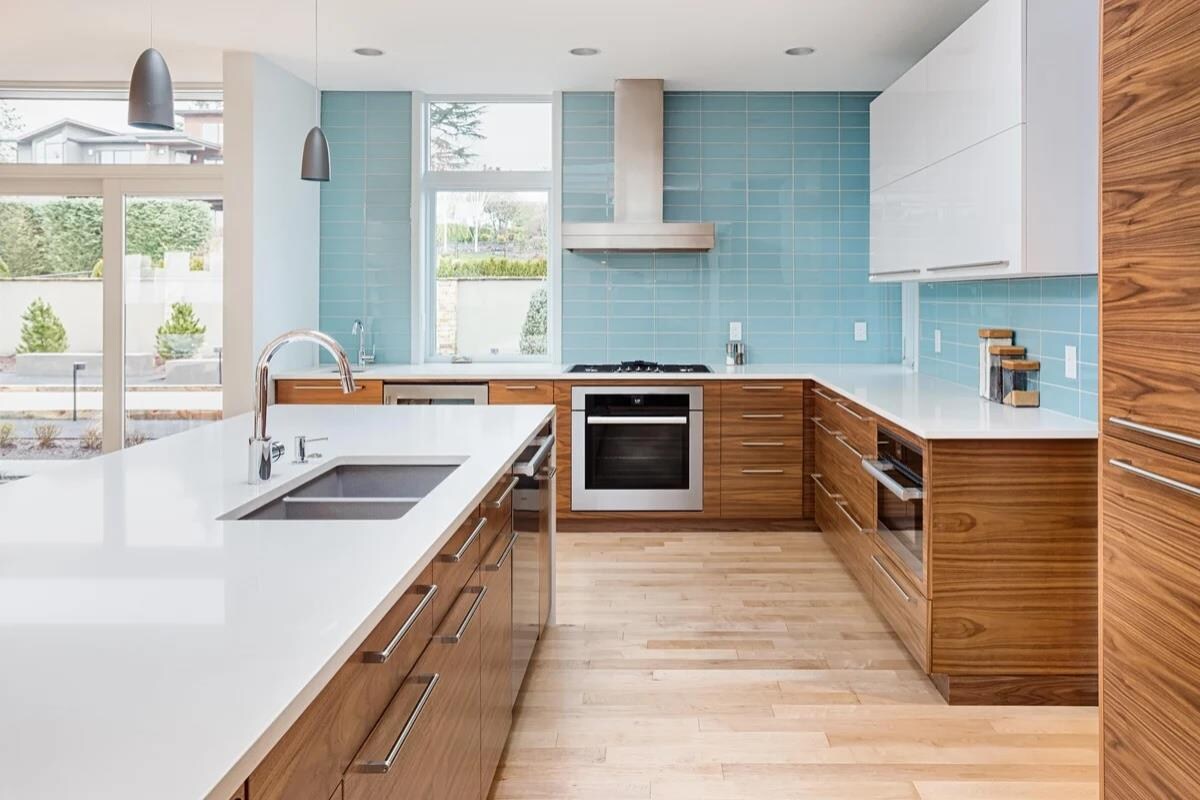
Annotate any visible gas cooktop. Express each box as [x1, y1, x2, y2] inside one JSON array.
[[568, 360, 712, 374]]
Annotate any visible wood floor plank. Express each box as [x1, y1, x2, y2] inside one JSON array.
[[491, 530, 1099, 799]]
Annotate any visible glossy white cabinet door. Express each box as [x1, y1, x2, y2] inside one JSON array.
[[923, 0, 1024, 167], [870, 60, 930, 192]]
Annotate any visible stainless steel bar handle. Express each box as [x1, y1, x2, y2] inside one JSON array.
[[837, 434, 865, 461], [1109, 459, 1200, 499], [861, 458, 924, 501], [834, 495, 867, 535], [875, 268, 922, 276], [292, 384, 365, 392], [362, 584, 438, 664], [812, 388, 839, 402], [485, 476, 520, 508], [438, 517, 487, 563], [741, 468, 785, 475], [1109, 417, 1200, 450], [504, 384, 539, 390], [355, 673, 439, 774], [586, 416, 688, 425], [484, 532, 518, 571], [514, 433, 556, 477], [926, 260, 1008, 272], [535, 465, 558, 482], [741, 441, 785, 447], [740, 385, 784, 391], [812, 417, 842, 437], [741, 413, 784, 419], [872, 556, 912, 603], [435, 586, 487, 644], [811, 473, 839, 500], [836, 401, 865, 421]]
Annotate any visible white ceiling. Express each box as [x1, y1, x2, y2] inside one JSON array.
[[2, 0, 987, 92]]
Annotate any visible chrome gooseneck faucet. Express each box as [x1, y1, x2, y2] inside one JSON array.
[[249, 329, 356, 484], [351, 319, 375, 368]]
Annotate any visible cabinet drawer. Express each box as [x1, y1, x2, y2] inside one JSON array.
[[721, 462, 804, 517], [721, 381, 805, 412], [871, 546, 929, 671], [480, 531, 516, 793], [722, 408, 805, 438], [431, 513, 486, 627], [428, 582, 485, 800], [488, 380, 555, 405], [276, 379, 384, 405], [812, 385, 876, 457], [721, 435, 803, 467], [814, 473, 872, 596], [814, 417, 875, 530], [478, 474, 517, 557]]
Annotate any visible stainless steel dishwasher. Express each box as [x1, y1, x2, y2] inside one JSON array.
[[511, 423, 555, 697]]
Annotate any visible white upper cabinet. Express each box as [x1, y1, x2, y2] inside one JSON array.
[[869, 0, 1098, 282]]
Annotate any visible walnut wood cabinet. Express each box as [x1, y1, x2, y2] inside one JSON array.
[[1101, 1, 1200, 795], [276, 379, 384, 405]]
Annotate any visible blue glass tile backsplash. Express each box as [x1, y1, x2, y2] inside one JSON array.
[[561, 91, 902, 366], [318, 91, 412, 363], [919, 277, 1099, 421]]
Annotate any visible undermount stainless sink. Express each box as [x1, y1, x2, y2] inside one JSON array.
[[229, 462, 460, 521]]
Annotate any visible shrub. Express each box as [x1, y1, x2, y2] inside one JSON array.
[[91, 258, 103, 278], [190, 255, 206, 271], [437, 256, 547, 279], [0, 254, 9, 277], [17, 298, 68, 353], [156, 301, 207, 359], [0, 423, 12, 449], [125, 430, 147, 447], [33, 423, 60, 449], [520, 287, 548, 356], [80, 426, 103, 451]]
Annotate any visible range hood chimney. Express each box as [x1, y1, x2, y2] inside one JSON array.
[[562, 79, 715, 252]]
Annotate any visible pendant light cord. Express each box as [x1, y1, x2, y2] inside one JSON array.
[[313, 0, 320, 119], [149, 0, 155, 48]]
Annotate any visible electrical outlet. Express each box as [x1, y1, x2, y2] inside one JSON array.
[[934, 329, 942, 354], [729, 321, 742, 342], [854, 321, 868, 342], [1065, 344, 1078, 380]]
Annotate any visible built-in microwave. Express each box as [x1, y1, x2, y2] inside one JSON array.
[[861, 427, 925, 582], [570, 386, 703, 512]]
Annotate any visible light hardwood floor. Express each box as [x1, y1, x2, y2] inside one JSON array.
[[492, 529, 1099, 799]]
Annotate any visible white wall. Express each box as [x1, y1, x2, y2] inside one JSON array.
[[222, 52, 322, 416]]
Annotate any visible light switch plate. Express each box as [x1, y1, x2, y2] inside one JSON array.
[[854, 321, 867, 342], [934, 329, 942, 354], [729, 321, 742, 341], [1065, 344, 1078, 380]]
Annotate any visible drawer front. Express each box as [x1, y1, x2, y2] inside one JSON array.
[[721, 462, 804, 517], [814, 473, 848, 561], [431, 513, 485, 627], [721, 435, 804, 467], [814, 473, 872, 596], [478, 474, 517, 557], [480, 533, 515, 793], [871, 546, 929, 671], [276, 379, 384, 405], [488, 380, 555, 405], [814, 418, 875, 530], [813, 384, 876, 456], [359, 567, 438, 685], [721, 381, 806, 412], [428, 582, 485, 800], [1103, 437, 1200, 794], [722, 408, 806, 438]]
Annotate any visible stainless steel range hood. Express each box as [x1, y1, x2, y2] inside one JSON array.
[[562, 79, 715, 252]]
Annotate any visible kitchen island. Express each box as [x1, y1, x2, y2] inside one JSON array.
[[0, 403, 554, 800]]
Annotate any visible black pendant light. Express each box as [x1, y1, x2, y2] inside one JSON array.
[[301, 0, 331, 181], [128, 1, 175, 130]]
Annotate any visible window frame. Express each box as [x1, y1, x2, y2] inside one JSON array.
[[414, 93, 560, 363]]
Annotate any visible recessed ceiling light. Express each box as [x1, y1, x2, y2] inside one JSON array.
[[785, 46, 816, 56], [353, 47, 384, 57], [569, 47, 600, 56]]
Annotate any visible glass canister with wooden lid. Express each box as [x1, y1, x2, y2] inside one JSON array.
[[978, 328, 1014, 398], [1001, 359, 1041, 407], [987, 345, 1027, 403]]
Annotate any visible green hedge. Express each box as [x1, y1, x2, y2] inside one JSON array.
[[436, 257, 546, 279]]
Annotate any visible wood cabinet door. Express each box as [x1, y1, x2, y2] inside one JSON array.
[[427, 583, 484, 800], [1102, 0, 1200, 448], [488, 380, 555, 405], [480, 531, 516, 794], [1103, 437, 1200, 796], [276, 379, 384, 405]]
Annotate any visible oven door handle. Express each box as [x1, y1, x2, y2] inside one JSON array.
[[861, 458, 924, 501], [585, 416, 689, 425]]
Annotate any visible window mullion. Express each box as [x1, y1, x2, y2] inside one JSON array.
[[100, 179, 125, 452]]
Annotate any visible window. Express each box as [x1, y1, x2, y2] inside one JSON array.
[[421, 98, 555, 361], [0, 89, 223, 166]]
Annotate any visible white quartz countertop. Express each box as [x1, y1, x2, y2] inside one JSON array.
[[0, 404, 553, 800], [276, 362, 1097, 440]]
